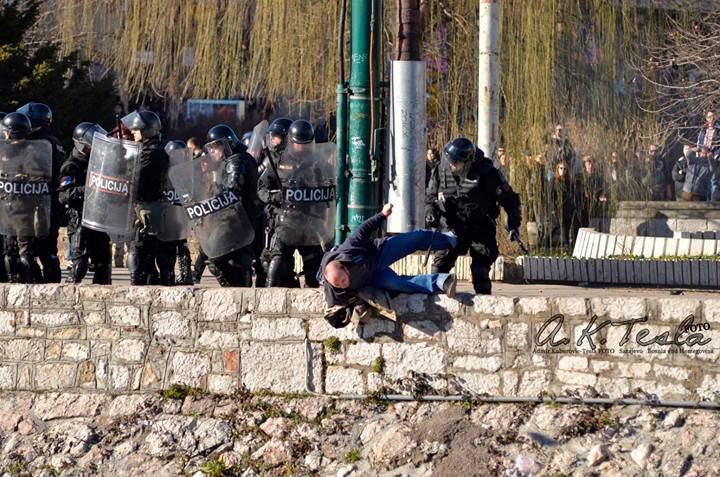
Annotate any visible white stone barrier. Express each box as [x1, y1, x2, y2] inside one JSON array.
[[573, 228, 720, 259], [0, 284, 716, 402]]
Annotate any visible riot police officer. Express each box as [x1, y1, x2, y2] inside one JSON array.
[[426, 138, 521, 295], [122, 110, 175, 286], [164, 140, 193, 285], [17, 102, 63, 283], [1, 112, 46, 283], [59, 122, 112, 284], [260, 119, 325, 288], [204, 124, 260, 286]]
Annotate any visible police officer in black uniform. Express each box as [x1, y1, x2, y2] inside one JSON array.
[[124, 111, 175, 286], [205, 124, 260, 287], [59, 122, 112, 284], [1, 112, 44, 283], [426, 138, 522, 295], [17, 102, 63, 283], [259, 119, 324, 288], [164, 140, 194, 285]]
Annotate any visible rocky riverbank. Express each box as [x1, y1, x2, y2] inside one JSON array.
[[0, 389, 714, 476]]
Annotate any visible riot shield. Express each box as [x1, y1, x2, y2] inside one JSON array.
[[0, 140, 53, 237], [81, 133, 141, 239], [247, 120, 268, 160], [152, 148, 192, 242], [274, 142, 336, 247], [168, 153, 254, 259]]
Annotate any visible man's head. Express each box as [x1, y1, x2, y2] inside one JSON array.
[[187, 137, 202, 155], [2, 112, 31, 141], [583, 155, 593, 174], [611, 151, 618, 163], [207, 124, 241, 152], [121, 110, 162, 142], [648, 144, 658, 158], [266, 118, 292, 152], [444, 137, 479, 175], [16, 102, 52, 132], [706, 111, 716, 127], [324, 260, 350, 289], [683, 144, 693, 158], [556, 160, 567, 177], [554, 124, 564, 140], [72, 122, 107, 155]]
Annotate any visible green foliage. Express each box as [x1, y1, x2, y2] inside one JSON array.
[[0, 1, 117, 150], [324, 336, 342, 354], [372, 356, 385, 374], [343, 449, 361, 464], [199, 459, 231, 477], [161, 383, 205, 400]]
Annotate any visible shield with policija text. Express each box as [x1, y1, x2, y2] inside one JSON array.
[[168, 151, 254, 259], [81, 132, 141, 239], [274, 142, 336, 247], [0, 139, 53, 237], [146, 147, 192, 242]]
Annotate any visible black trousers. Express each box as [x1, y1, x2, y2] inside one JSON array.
[[432, 226, 498, 294], [68, 226, 111, 284], [128, 229, 177, 286]]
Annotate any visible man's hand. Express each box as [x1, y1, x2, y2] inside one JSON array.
[[381, 203, 393, 217], [509, 228, 520, 242]]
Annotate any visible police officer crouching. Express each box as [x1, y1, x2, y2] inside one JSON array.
[[17, 102, 64, 283], [123, 110, 175, 286], [59, 122, 112, 284], [426, 138, 521, 294], [205, 124, 260, 287]]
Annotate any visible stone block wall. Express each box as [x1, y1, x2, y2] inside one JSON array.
[[0, 284, 717, 402]]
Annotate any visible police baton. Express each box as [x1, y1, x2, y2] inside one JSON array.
[[423, 228, 437, 268]]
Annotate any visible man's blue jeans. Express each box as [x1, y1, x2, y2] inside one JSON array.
[[369, 230, 456, 294]]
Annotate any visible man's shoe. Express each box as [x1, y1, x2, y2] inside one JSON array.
[[442, 273, 457, 298]]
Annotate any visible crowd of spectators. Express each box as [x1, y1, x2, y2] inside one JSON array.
[[476, 112, 720, 252]]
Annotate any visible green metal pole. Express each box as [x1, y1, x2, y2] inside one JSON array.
[[335, 84, 348, 243], [347, 0, 379, 234]]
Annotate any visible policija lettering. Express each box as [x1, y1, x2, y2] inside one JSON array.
[[185, 190, 239, 219], [284, 186, 335, 203], [89, 172, 129, 196], [534, 314, 711, 350], [0, 180, 50, 195]]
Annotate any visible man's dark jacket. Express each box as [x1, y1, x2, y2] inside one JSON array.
[[319, 212, 386, 326]]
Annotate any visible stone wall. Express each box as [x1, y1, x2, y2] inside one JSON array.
[[610, 201, 720, 237], [0, 284, 717, 401]]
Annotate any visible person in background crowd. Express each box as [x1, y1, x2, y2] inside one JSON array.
[[187, 137, 203, 158], [671, 145, 692, 200], [643, 144, 672, 200], [697, 111, 720, 200], [425, 148, 440, 188], [577, 155, 606, 228], [681, 146, 715, 201], [547, 160, 574, 250], [547, 123, 576, 175]]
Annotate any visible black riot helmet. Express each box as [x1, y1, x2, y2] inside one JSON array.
[[241, 131, 253, 147], [444, 137, 482, 175], [288, 119, 314, 145], [164, 140, 187, 153], [266, 118, 292, 152], [207, 124, 242, 152], [16, 102, 52, 131], [121, 110, 162, 139], [72, 122, 107, 153], [270, 117, 293, 132], [2, 113, 32, 140]]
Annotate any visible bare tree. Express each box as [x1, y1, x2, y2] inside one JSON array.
[[638, 11, 720, 144]]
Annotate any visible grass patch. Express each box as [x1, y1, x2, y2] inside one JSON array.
[[344, 449, 362, 464], [372, 356, 385, 374], [161, 383, 206, 400], [324, 336, 342, 353]]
